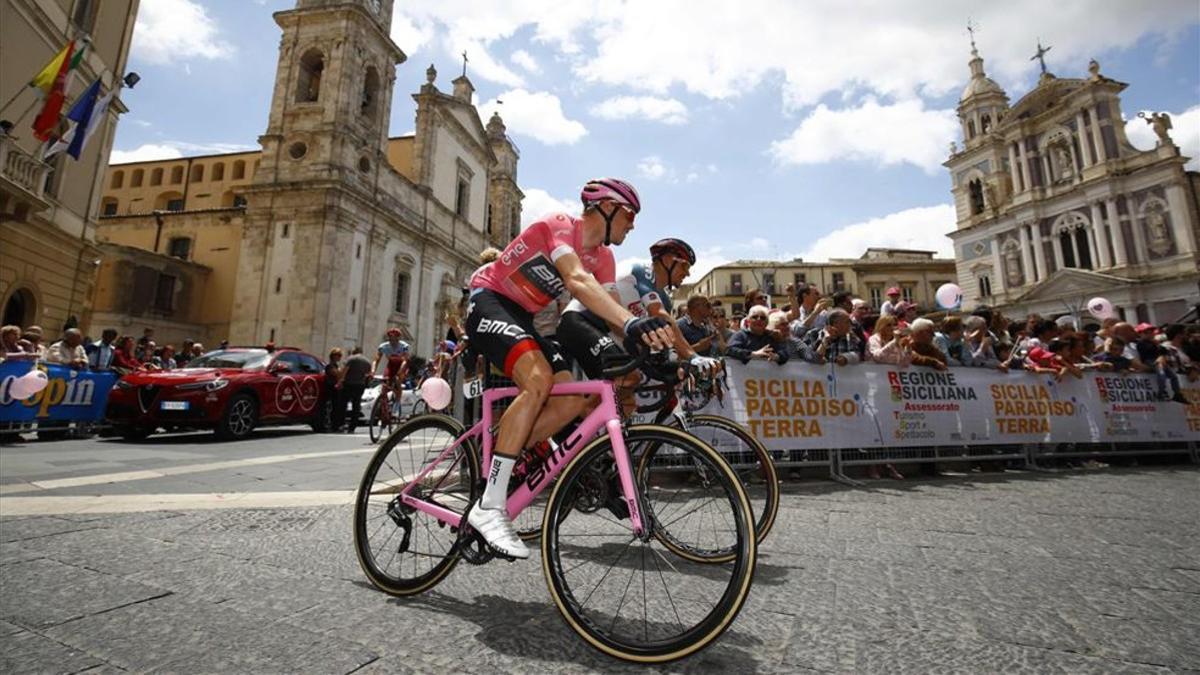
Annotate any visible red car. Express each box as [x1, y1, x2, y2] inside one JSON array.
[[106, 347, 330, 441]]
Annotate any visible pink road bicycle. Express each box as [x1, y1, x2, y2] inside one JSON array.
[[352, 355, 757, 663]]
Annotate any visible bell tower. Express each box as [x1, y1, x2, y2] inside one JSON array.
[[255, 0, 405, 184]]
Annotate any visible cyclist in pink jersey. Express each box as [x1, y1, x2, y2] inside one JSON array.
[[464, 178, 673, 559]]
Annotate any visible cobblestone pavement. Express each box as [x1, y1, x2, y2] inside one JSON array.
[[1, 431, 1198, 673]]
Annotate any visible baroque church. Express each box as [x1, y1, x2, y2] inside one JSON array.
[[945, 40, 1200, 325], [92, 0, 522, 356]]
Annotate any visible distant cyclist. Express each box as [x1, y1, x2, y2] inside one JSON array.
[[373, 328, 410, 394], [464, 178, 673, 559], [558, 237, 719, 408]]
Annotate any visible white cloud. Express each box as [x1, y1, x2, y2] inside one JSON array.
[[391, 12, 437, 56], [799, 204, 957, 261], [521, 188, 578, 227], [636, 155, 672, 181], [769, 98, 958, 173], [1124, 105, 1200, 171], [510, 49, 540, 74], [108, 140, 257, 165], [480, 90, 587, 145], [109, 143, 184, 164], [130, 0, 233, 65], [592, 96, 689, 125]]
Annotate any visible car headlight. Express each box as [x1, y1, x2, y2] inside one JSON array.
[[177, 378, 229, 392], [114, 380, 134, 390]]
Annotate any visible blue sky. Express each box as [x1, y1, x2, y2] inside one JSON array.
[[112, 0, 1200, 277]]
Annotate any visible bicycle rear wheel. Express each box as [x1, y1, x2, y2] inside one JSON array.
[[368, 398, 387, 443], [661, 414, 779, 553], [353, 414, 480, 596], [541, 425, 756, 663]]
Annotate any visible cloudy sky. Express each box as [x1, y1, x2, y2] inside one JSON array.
[[111, 0, 1200, 278]]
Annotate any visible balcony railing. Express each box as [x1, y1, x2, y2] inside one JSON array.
[[0, 135, 51, 220]]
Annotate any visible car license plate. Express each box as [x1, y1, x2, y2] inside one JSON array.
[[161, 401, 190, 411]]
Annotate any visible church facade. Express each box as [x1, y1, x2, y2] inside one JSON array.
[[945, 43, 1199, 325], [93, 0, 522, 356]]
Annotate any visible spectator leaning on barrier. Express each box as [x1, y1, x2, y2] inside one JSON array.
[[1135, 323, 1187, 403], [788, 282, 831, 339], [711, 306, 733, 356], [152, 344, 178, 371], [2, 325, 33, 358], [1163, 324, 1197, 383], [727, 305, 790, 365], [962, 315, 1005, 370], [1094, 337, 1135, 372], [45, 328, 89, 369], [867, 314, 911, 365], [1063, 333, 1106, 372], [86, 328, 119, 370], [112, 336, 144, 374], [934, 316, 968, 367], [770, 310, 816, 362], [678, 295, 720, 357], [805, 308, 863, 366], [19, 325, 46, 359], [906, 318, 948, 370], [176, 339, 195, 367]]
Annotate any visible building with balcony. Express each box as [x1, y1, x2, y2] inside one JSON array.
[[945, 43, 1200, 324], [94, 0, 523, 354], [680, 248, 957, 316], [0, 0, 138, 333]]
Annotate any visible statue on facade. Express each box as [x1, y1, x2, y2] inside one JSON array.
[[983, 182, 997, 211], [1087, 58, 1101, 80], [1145, 204, 1173, 256], [1003, 240, 1023, 287], [948, 141, 958, 155], [426, 64, 437, 85], [1052, 144, 1074, 182], [1138, 111, 1174, 147]]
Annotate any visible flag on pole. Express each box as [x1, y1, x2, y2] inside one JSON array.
[[43, 78, 107, 160], [29, 40, 85, 92], [69, 84, 115, 160], [32, 42, 76, 141]]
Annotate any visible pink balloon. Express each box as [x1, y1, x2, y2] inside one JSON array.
[[1087, 297, 1115, 320], [7, 377, 33, 400], [19, 370, 49, 396], [935, 283, 963, 309], [420, 377, 452, 411]]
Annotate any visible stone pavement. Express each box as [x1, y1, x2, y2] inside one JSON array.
[[1, 439, 1198, 672]]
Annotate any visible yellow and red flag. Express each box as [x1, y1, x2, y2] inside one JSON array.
[[29, 40, 85, 92], [31, 41, 76, 141]]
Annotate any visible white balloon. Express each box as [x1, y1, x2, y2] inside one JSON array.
[[420, 377, 452, 411], [1087, 297, 1115, 320], [935, 283, 963, 310], [8, 377, 33, 400]]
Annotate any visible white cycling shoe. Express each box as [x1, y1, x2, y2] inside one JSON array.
[[467, 506, 530, 559]]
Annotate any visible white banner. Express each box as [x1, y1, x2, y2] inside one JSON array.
[[699, 361, 1200, 449]]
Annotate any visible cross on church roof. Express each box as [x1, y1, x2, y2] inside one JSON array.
[[966, 19, 978, 53], [461, 50, 468, 78], [1031, 40, 1052, 74]]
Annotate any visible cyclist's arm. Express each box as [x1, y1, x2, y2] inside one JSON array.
[[556, 253, 633, 329], [648, 302, 693, 358], [371, 352, 382, 376]]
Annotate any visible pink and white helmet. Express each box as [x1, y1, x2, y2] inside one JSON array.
[[580, 178, 641, 214]]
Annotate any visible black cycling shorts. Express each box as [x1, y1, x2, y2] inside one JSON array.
[[557, 310, 626, 379], [465, 289, 570, 378]]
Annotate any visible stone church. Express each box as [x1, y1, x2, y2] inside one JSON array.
[[945, 41, 1199, 325], [92, 0, 522, 356]]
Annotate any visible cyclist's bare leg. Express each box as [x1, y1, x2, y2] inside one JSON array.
[[523, 370, 589, 447]]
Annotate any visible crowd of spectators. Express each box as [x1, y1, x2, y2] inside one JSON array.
[[2, 324, 211, 375], [670, 282, 1200, 405]]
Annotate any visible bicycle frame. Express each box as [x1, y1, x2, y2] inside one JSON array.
[[397, 379, 647, 537]]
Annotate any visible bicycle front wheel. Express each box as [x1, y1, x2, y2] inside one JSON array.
[[541, 425, 756, 663], [368, 398, 387, 443], [353, 414, 480, 596], [661, 414, 779, 554]]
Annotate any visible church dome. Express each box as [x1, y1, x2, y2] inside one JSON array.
[[961, 74, 1004, 102]]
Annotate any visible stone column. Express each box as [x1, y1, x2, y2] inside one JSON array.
[[1018, 224, 1035, 284], [1076, 112, 1092, 167], [1106, 198, 1128, 266], [1031, 225, 1047, 280], [1052, 230, 1066, 270], [1085, 224, 1100, 269], [1090, 202, 1112, 268], [1090, 106, 1107, 162], [1008, 143, 1022, 192], [990, 236, 1006, 295], [1127, 196, 1149, 264], [1165, 183, 1197, 255]]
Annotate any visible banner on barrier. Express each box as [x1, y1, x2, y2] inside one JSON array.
[[698, 360, 1200, 449], [0, 361, 118, 423]]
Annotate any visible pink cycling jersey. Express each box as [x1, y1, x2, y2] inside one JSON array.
[[471, 213, 616, 314]]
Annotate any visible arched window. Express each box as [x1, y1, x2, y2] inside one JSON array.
[[981, 114, 992, 134], [296, 48, 325, 103], [361, 66, 380, 118], [968, 179, 985, 215], [211, 162, 225, 181], [232, 160, 245, 180], [156, 191, 185, 211], [190, 164, 204, 182], [394, 272, 410, 315], [170, 166, 183, 184], [111, 170, 124, 189], [150, 167, 163, 186], [978, 274, 992, 298], [132, 169, 144, 187]]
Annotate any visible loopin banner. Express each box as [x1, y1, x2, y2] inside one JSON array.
[[698, 360, 1200, 449], [0, 361, 118, 423]]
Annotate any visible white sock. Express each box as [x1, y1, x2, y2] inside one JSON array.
[[481, 455, 516, 511]]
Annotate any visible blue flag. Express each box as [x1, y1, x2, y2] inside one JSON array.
[[65, 78, 102, 159]]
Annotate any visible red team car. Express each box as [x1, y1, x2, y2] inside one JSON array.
[[105, 347, 329, 441]]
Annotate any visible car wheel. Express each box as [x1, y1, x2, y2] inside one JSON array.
[[118, 426, 153, 442], [216, 393, 258, 441]]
